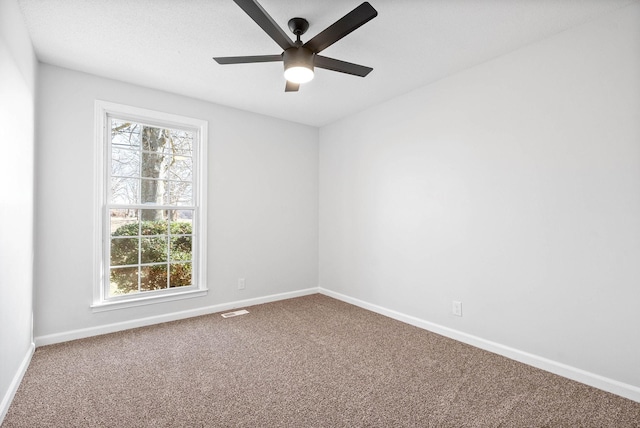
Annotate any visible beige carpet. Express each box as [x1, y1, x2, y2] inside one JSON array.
[[3, 294, 639, 427]]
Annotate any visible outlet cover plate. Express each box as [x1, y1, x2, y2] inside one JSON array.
[[452, 300, 462, 317]]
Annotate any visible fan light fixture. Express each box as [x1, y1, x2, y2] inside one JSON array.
[[212, 2, 378, 92], [283, 47, 314, 84]]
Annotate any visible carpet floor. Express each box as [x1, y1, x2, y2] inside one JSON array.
[[3, 294, 639, 427]]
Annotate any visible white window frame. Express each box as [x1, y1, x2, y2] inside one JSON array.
[[92, 100, 208, 312]]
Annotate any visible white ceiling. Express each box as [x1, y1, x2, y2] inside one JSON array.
[[18, 0, 638, 127]]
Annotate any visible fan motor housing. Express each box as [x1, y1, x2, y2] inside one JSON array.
[[283, 46, 315, 72]]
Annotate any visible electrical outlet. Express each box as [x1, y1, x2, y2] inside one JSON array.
[[452, 300, 462, 317], [237, 278, 245, 290]]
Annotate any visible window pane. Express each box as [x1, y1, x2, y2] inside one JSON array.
[[164, 130, 193, 155], [170, 263, 191, 288], [170, 182, 192, 206], [140, 265, 168, 291], [110, 209, 138, 236], [141, 179, 168, 205], [111, 120, 140, 149], [170, 235, 192, 262], [110, 177, 139, 204], [141, 126, 169, 152], [170, 210, 193, 226], [166, 155, 192, 182], [112, 147, 140, 177], [141, 152, 164, 179], [110, 266, 139, 296], [140, 210, 168, 231], [141, 237, 168, 263], [110, 237, 139, 266]]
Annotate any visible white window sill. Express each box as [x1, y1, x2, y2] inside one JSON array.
[[91, 288, 208, 313]]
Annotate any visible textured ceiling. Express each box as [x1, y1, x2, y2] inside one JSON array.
[[18, 0, 638, 127]]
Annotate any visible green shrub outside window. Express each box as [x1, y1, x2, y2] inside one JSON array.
[[110, 220, 192, 294]]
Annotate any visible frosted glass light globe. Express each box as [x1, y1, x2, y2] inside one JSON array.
[[284, 66, 314, 84]]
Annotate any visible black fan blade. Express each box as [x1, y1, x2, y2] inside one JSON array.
[[314, 55, 372, 77], [233, 0, 294, 51], [303, 2, 377, 53], [214, 54, 282, 64], [285, 81, 300, 92]]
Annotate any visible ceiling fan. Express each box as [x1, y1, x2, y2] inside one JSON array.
[[213, 0, 378, 92]]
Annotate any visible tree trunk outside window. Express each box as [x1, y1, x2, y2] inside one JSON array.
[[141, 126, 170, 221]]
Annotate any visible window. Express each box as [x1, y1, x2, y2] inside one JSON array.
[[94, 101, 207, 310]]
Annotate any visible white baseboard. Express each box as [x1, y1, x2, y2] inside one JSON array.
[[319, 287, 640, 403], [0, 342, 35, 425], [34, 288, 319, 347]]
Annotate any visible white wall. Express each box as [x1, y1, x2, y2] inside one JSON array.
[[0, 0, 37, 420], [320, 2, 640, 394], [34, 64, 318, 339]]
